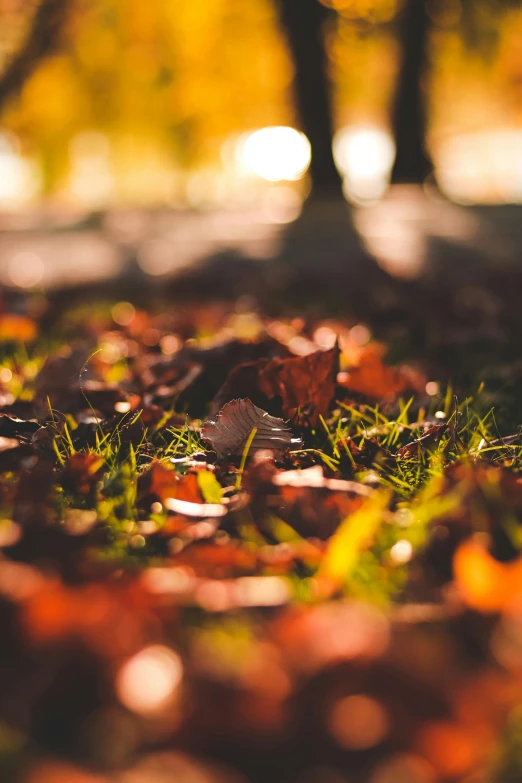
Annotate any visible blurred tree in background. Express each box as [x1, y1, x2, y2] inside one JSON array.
[[0, 0, 521, 204], [0, 0, 68, 111], [275, 0, 343, 197], [391, 0, 522, 186], [0, 0, 294, 197], [390, 0, 433, 184]]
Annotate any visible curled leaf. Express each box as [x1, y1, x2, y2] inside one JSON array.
[[201, 398, 301, 459], [0, 415, 39, 440]]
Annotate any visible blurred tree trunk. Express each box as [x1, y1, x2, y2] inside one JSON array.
[[390, 0, 434, 185], [276, 0, 343, 198], [0, 0, 68, 114]]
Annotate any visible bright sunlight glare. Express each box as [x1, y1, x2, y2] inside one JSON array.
[[238, 126, 311, 182], [437, 128, 522, 204], [0, 133, 40, 207], [333, 126, 395, 202]]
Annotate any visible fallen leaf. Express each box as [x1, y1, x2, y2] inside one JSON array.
[[212, 344, 340, 427], [13, 462, 57, 527], [397, 423, 447, 458], [259, 343, 340, 426], [0, 314, 37, 342], [143, 335, 288, 416], [0, 415, 39, 440], [61, 453, 105, 498], [174, 540, 257, 576], [338, 343, 424, 400], [197, 470, 223, 503], [201, 399, 301, 459], [454, 539, 522, 612], [318, 491, 390, 589], [210, 360, 272, 417], [139, 462, 204, 504]]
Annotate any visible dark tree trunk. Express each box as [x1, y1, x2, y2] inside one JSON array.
[[390, 0, 434, 185], [276, 0, 343, 197], [0, 0, 69, 114]]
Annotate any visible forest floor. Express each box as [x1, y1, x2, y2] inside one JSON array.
[[2, 194, 522, 782]]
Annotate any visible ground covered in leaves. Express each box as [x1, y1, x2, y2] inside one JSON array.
[[2, 298, 522, 783]]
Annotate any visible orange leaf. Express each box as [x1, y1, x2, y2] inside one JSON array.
[[454, 540, 522, 612], [143, 462, 203, 504], [338, 343, 424, 400], [0, 314, 37, 342]]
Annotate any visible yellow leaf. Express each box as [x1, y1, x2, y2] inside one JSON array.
[[318, 490, 390, 587], [196, 470, 223, 504]]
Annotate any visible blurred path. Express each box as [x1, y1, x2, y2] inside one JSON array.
[[355, 186, 522, 281], [1, 187, 522, 292], [0, 204, 283, 290]]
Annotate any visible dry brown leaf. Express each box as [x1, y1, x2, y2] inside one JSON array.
[[202, 398, 301, 459], [259, 343, 340, 426], [61, 453, 105, 497]]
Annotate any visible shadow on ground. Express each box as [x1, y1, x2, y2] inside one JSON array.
[[3, 187, 522, 375]]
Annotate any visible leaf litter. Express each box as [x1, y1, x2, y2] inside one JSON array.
[[1, 298, 522, 781]]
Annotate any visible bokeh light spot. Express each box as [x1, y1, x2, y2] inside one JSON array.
[[240, 127, 311, 182], [160, 334, 181, 355], [116, 645, 183, 715], [334, 126, 395, 202], [390, 539, 413, 565], [328, 693, 390, 750], [425, 381, 439, 396], [112, 301, 136, 327], [370, 753, 436, 783], [8, 252, 44, 288]]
